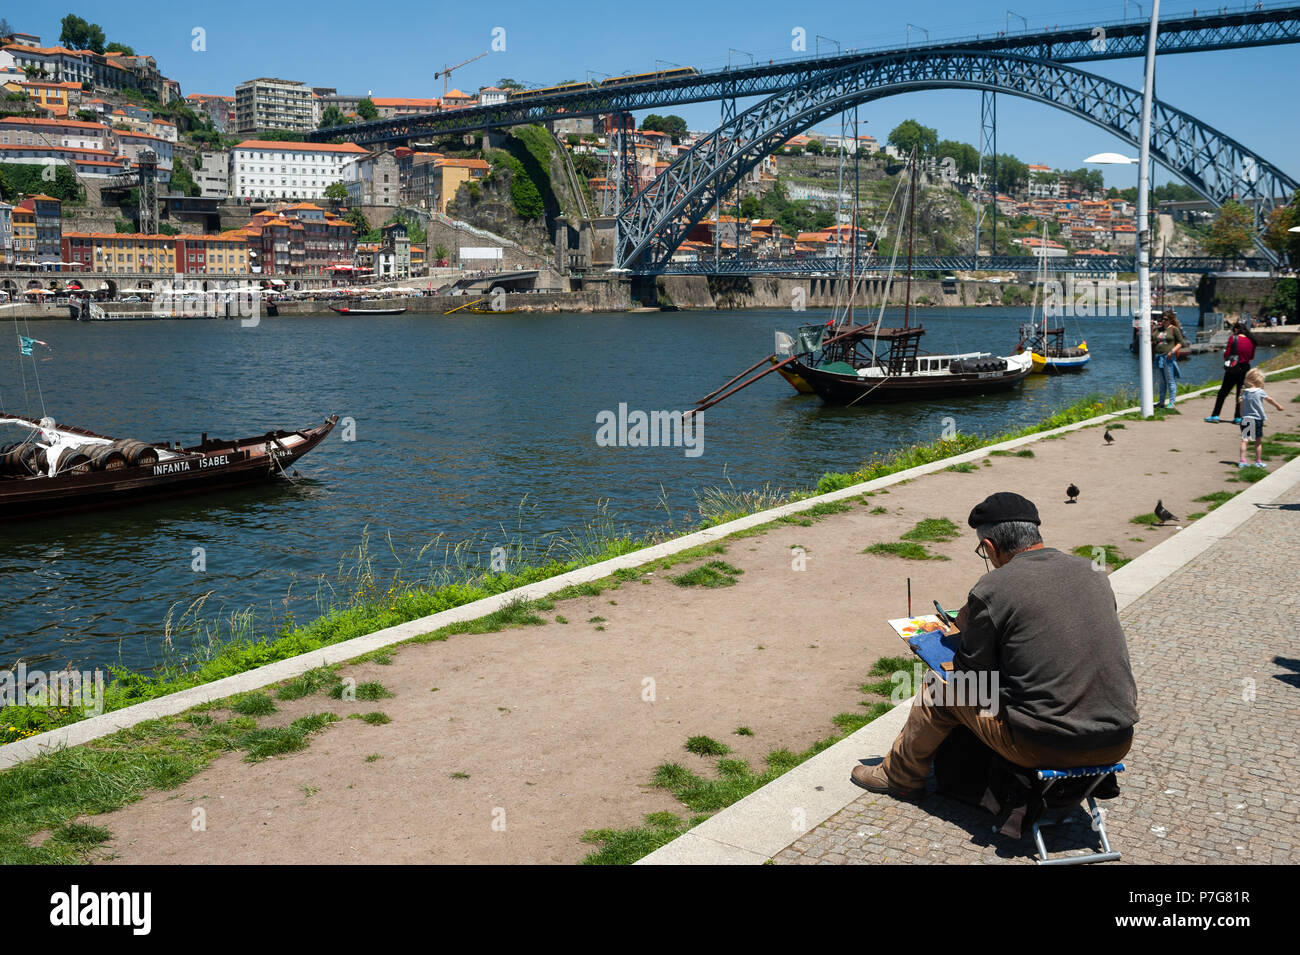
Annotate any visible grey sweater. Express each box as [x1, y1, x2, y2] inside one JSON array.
[[954, 547, 1139, 749]]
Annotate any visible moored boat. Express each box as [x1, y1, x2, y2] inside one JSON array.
[[1016, 223, 1090, 373], [0, 414, 337, 521], [329, 304, 408, 315]]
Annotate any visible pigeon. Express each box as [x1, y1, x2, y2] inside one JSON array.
[[1155, 500, 1178, 524], [1066, 483, 1080, 503], [1104, 428, 1115, 445]]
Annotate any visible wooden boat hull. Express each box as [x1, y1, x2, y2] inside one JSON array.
[[329, 306, 408, 315], [790, 358, 1031, 405], [0, 416, 337, 521], [770, 355, 815, 394]]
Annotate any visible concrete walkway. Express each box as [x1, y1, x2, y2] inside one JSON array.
[[644, 454, 1300, 865]]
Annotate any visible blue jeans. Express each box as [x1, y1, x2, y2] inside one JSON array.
[[1155, 355, 1176, 405]]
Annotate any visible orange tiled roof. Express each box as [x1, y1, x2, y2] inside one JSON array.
[[0, 116, 105, 130]]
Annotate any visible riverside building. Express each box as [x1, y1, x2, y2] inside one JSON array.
[[229, 140, 369, 201]]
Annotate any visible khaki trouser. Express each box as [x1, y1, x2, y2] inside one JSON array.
[[881, 679, 1133, 791]]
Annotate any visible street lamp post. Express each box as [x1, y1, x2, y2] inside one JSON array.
[[1134, 0, 1161, 418], [1085, 1, 1160, 418]]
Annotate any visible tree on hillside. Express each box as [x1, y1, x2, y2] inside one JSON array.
[[936, 139, 979, 177], [497, 78, 525, 91], [641, 113, 688, 144], [318, 105, 350, 129], [1202, 201, 1255, 257], [106, 42, 134, 55], [342, 207, 369, 235], [887, 119, 938, 157], [323, 181, 349, 203], [59, 14, 106, 53], [356, 97, 378, 121], [994, 153, 1028, 192], [1262, 198, 1300, 265]]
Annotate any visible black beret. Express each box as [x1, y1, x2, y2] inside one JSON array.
[[968, 491, 1041, 528]]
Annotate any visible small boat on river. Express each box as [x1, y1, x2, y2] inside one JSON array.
[[329, 303, 408, 316], [696, 152, 1030, 412], [0, 414, 337, 521]]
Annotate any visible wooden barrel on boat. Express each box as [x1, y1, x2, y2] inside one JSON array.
[[0, 442, 46, 476], [72, 443, 127, 471], [110, 439, 160, 467], [54, 447, 92, 475]]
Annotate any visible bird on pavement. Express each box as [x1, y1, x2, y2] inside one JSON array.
[[1066, 483, 1080, 503], [1155, 500, 1178, 524], [1104, 428, 1115, 445]]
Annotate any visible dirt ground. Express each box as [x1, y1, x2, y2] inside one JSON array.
[[93, 373, 1300, 864]]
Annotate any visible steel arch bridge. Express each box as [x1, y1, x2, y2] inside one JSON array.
[[616, 50, 1298, 273]]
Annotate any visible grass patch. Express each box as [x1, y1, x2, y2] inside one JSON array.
[[1130, 512, 1162, 526], [685, 735, 731, 757], [355, 712, 391, 725], [1194, 490, 1236, 510], [870, 506, 888, 514], [733, 726, 754, 736], [900, 517, 960, 543], [229, 691, 276, 717], [581, 811, 706, 865], [863, 541, 947, 561], [945, 461, 979, 473], [1070, 544, 1131, 570], [276, 666, 342, 701], [670, 560, 743, 588], [236, 713, 338, 762]]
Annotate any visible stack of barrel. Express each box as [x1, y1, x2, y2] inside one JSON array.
[[0, 438, 160, 477], [0, 441, 48, 476]]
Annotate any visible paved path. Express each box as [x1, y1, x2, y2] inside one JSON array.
[[773, 480, 1300, 865]]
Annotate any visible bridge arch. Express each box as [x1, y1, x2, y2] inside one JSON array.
[[617, 50, 1296, 270]]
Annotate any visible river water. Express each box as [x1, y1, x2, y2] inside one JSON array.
[[1, 306, 1229, 672]]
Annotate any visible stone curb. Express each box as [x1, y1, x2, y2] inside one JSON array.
[[637, 447, 1300, 864], [3, 363, 1297, 771]]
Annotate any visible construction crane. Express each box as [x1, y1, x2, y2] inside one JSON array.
[[435, 51, 488, 97]]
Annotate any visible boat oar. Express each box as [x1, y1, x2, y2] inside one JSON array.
[[695, 354, 776, 404], [686, 324, 875, 418], [443, 298, 485, 315]]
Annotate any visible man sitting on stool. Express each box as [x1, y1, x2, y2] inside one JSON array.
[[852, 491, 1139, 801]]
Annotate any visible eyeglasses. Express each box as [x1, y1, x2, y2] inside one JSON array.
[[975, 540, 992, 572]]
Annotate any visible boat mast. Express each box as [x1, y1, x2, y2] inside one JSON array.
[[902, 150, 918, 330], [1041, 220, 1049, 340]]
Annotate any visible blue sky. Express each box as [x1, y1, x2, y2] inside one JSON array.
[[20, 0, 1300, 189]]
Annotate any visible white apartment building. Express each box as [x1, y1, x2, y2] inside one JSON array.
[[229, 139, 369, 200], [235, 77, 314, 134]]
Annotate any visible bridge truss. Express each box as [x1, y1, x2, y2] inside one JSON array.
[[614, 51, 1297, 272]]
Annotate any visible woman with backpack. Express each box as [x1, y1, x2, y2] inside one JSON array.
[[1205, 323, 1257, 424]]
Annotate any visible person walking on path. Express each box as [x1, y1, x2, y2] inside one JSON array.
[[1238, 368, 1285, 468], [1154, 312, 1189, 409], [851, 492, 1139, 801], [1206, 323, 1257, 423]]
